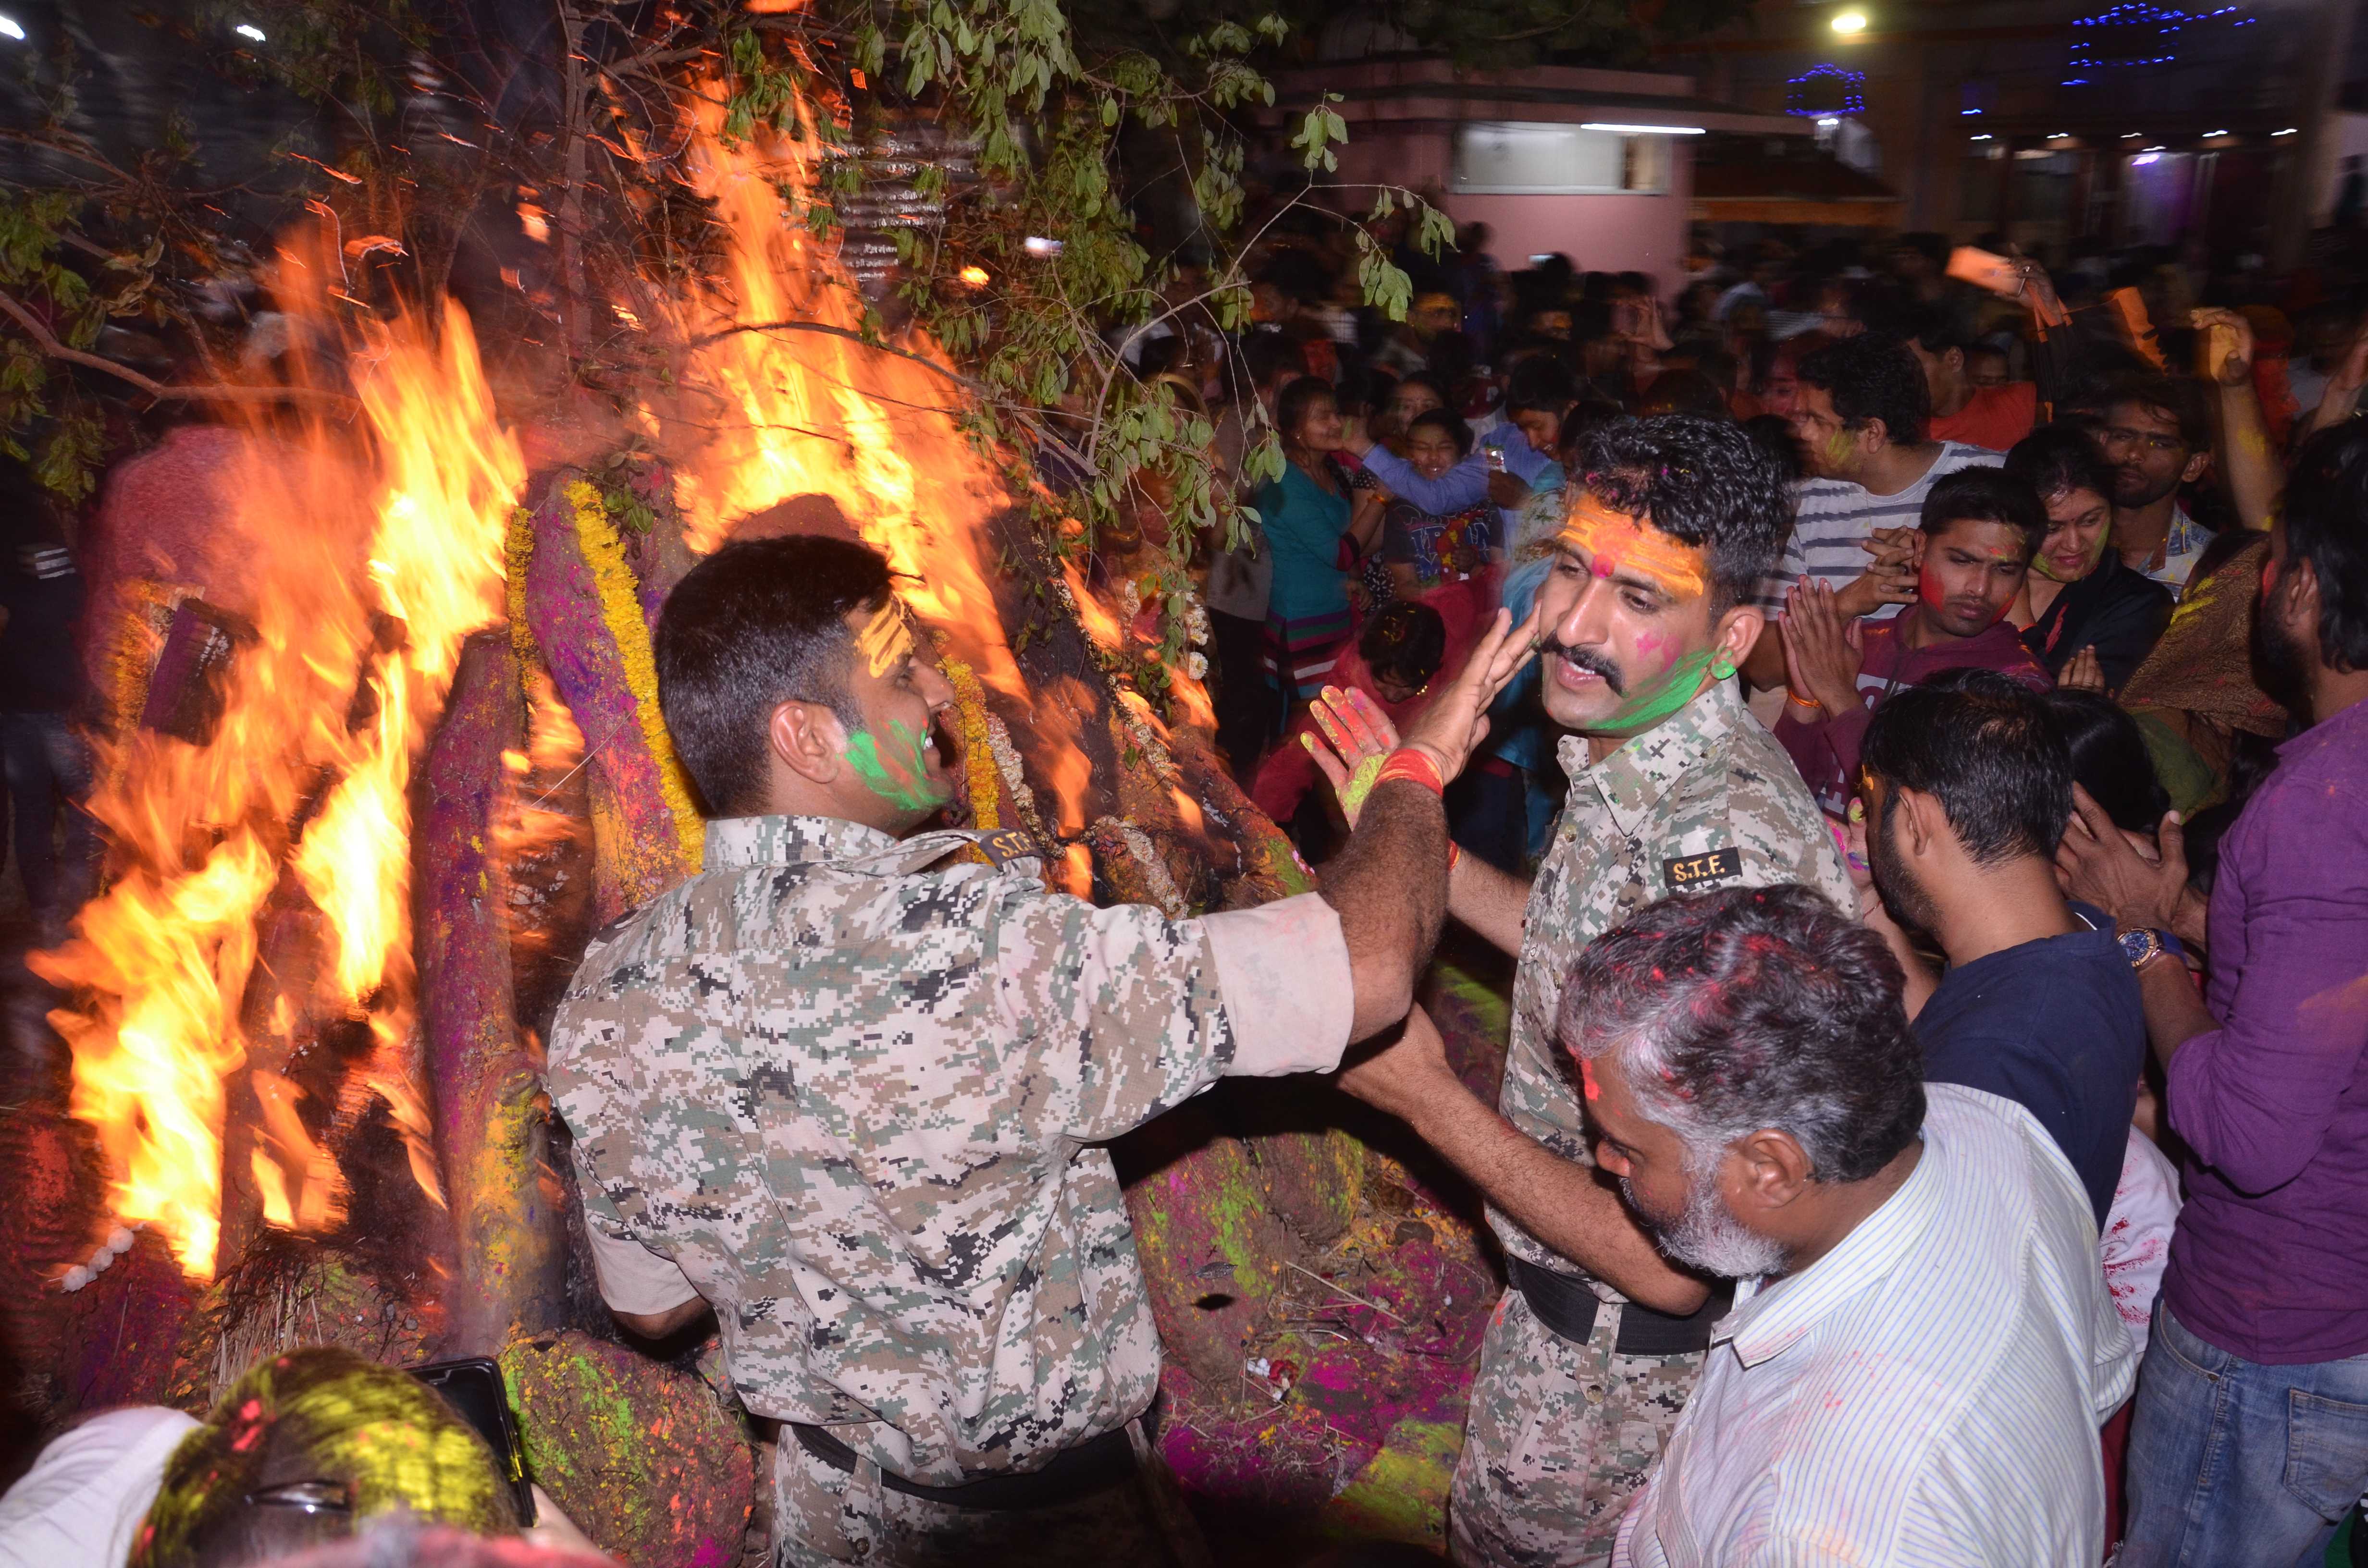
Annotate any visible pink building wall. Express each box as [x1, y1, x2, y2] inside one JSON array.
[[1330, 135, 1695, 290], [1281, 59, 1788, 298]]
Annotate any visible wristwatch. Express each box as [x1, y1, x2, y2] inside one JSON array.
[[2115, 927, 2172, 971]]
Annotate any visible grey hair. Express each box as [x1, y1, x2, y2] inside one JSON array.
[[1556, 884, 1924, 1185]]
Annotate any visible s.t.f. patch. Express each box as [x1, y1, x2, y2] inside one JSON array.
[[1663, 845, 1742, 891], [969, 827, 1036, 869]]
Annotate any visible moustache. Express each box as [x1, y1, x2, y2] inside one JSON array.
[[1546, 638, 1627, 696]]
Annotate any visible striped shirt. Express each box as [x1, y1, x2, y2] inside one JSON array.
[[1614, 1085, 2137, 1568], [1752, 442, 2002, 616]]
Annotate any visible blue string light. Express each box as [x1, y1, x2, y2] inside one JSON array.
[[2062, 1, 2251, 74], [1785, 62, 1866, 118]]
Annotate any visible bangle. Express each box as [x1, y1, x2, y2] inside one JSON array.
[[1787, 691, 1823, 711], [1374, 747, 1446, 797], [1447, 841, 1462, 873]]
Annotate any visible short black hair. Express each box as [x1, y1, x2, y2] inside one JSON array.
[[1558, 883, 1924, 1184], [1919, 466, 2046, 564], [1571, 414, 1795, 612], [2281, 421, 2368, 673], [1637, 369, 1731, 421], [1742, 414, 1803, 484], [1798, 332, 1931, 447], [1404, 406, 1474, 457], [2040, 687, 2169, 834], [1389, 370, 1450, 408], [2098, 373, 2212, 453], [2005, 422, 2117, 506], [1357, 600, 1447, 689], [1860, 666, 2073, 866], [655, 535, 894, 816], [1506, 355, 1578, 414]]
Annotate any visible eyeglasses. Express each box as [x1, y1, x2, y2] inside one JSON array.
[[2099, 425, 2187, 455], [245, 1481, 353, 1516]]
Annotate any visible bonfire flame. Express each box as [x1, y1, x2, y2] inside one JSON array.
[[43, 294, 521, 1280], [49, 91, 1209, 1285]]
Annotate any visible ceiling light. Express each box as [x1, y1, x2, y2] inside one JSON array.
[[2122, 132, 2143, 138], [1816, 117, 1841, 128], [2273, 127, 2299, 136], [1830, 9, 1868, 32], [1581, 122, 1706, 135], [1970, 134, 1993, 141], [2203, 128, 2228, 137], [2143, 145, 2165, 152], [0, 13, 24, 39], [234, 22, 265, 40], [2132, 153, 2162, 166]]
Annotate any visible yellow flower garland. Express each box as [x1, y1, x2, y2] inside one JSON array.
[[565, 478, 705, 870], [503, 504, 540, 719], [939, 656, 1001, 833]]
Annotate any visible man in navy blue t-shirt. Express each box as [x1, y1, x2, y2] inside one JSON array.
[[1854, 668, 2148, 1225]]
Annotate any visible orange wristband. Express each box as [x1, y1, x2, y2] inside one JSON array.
[[1373, 747, 1446, 797], [1447, 841, 1462, 872]]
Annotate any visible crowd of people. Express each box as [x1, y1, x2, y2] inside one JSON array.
[[6, 225, 2366, 1568], [1127, 220, 2368, 1564]]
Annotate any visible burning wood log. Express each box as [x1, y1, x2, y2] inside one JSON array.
[[418, 631, 571, 1355]]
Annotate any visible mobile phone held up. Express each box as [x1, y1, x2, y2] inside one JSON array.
[[411, 1356, 537, 1524]]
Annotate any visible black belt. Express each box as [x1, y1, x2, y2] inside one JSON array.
[[789, 1415, 1144, 1512], [1507, 1256, 1733, 1357]]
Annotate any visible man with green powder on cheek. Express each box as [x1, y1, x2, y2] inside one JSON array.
[[546, 533, 1535, 1567], [1305, 415, 1854, 1567]]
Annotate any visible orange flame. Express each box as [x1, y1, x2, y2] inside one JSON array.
[[44, 287, 521, 1279], [658, 100, 1031, 723]]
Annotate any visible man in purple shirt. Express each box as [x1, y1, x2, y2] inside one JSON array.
[[2060, 422, 2368, 1568]]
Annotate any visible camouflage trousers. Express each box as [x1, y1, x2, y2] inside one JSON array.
[[1449, 1285, 1703, 1568], [769, 1423, 1175, 1568]]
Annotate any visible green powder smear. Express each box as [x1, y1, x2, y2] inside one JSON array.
[[845, 718, 950, 813], [1596, 647, 1720, 737]]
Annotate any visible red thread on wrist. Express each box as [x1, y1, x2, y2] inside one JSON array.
[[1374, 748, 1445, 797]]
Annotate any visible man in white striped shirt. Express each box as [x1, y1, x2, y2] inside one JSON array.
[[1554, 884, 2135, 1568], [1740, 333, 2002, 691]]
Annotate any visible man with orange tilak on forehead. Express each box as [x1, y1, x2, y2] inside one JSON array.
[[1307, 416, 1852, 1567]]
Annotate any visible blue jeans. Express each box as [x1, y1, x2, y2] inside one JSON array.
[[2121, 1300, 2368, 1567]]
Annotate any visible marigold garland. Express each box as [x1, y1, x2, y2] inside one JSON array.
[[938, 657, 1002, 833], [566, 478, 705, 870], [504, 504, 541, 719]]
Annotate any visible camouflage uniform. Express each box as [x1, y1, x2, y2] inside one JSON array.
[[545, 815, 1352, 1567], [1452, 678, 1854, 1568]]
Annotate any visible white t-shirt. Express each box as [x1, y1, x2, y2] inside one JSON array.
[[2100, 1126, 2181, 1363], [2134, 504, 2209, 599], [1754, 443, 2004, 617], [0, 1407, 199, 1568]]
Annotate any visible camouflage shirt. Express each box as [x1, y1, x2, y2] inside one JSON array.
[[546, 815, 1351, 1486], [1491, 678, 1854, 1287]]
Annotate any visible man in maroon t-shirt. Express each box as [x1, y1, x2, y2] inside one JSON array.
[[1776, 466, 2051, 814]]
